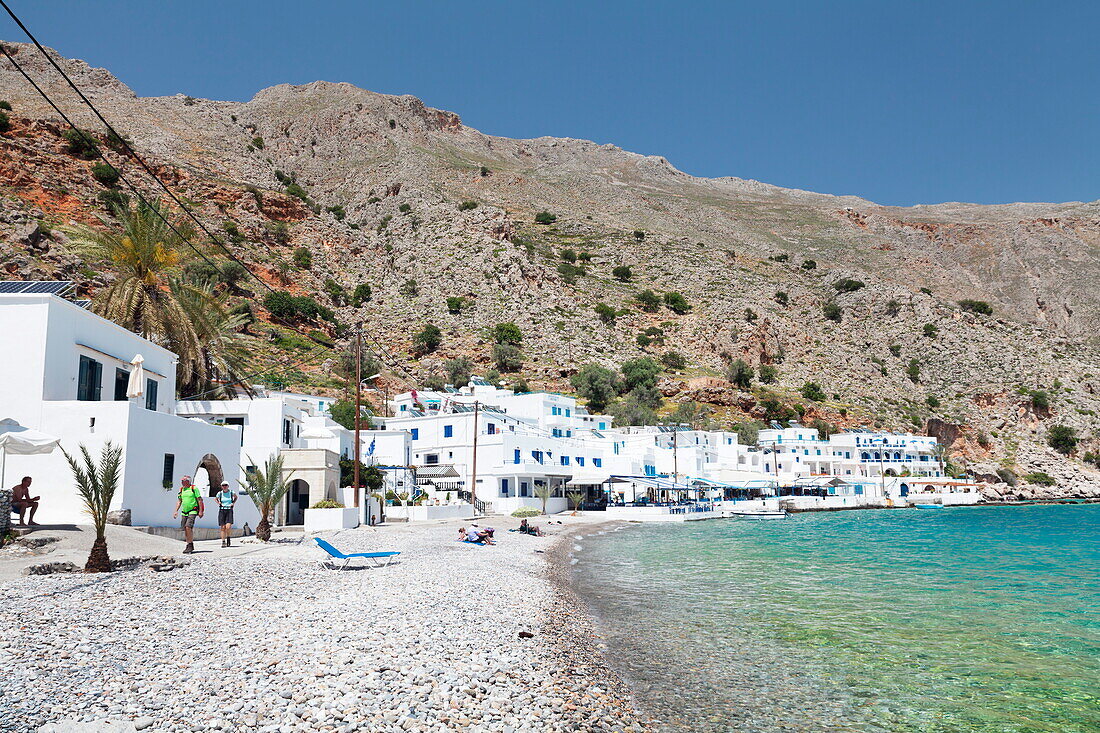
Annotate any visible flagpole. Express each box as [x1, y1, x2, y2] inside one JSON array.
[[354, 322, 362, 513]]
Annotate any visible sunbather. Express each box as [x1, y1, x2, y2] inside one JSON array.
[[519, 519, 543, 536]]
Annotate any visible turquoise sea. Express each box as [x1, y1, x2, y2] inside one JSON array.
[[569, 504, 1100, 732]]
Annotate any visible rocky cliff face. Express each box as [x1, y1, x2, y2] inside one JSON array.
[[2, 41, 1098, 497]]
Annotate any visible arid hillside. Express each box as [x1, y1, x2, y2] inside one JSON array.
[[2, 41, 1098, 498]]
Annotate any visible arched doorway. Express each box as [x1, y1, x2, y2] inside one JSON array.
[[899, 483, 910, 497], [286, 478, 309, 525], [195, 454, 225, 498]]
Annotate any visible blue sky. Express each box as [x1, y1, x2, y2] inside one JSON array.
[[3, 1, 1097, 206]]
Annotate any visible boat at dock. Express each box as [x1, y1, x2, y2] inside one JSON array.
[[728, 508, 789, 519]]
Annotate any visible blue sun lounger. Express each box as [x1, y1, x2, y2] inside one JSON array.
[[314, 538, 400, 570]]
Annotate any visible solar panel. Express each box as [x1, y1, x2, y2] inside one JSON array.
[[0, 280, 75, 296], [72, 299, 91, 309]]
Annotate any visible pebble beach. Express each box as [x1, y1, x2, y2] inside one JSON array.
[[0, 518, 650, 733]]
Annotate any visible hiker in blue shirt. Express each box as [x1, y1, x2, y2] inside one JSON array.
[[216, 481, 237, 547]]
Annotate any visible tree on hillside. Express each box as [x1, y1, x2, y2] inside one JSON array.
[[492, 322, 523, 345], [492, 343, 523, 372], [1047, 425, 1077, 455], [413, 324, 442, 355], [444, 357, 473, 388], [635, 289, 661, 312], [571, 364, 618, 412], [612, 265, 633, 282], [663, 291, 691, 314], [725, 359, 754, 390], [620, 357, 662, 394]]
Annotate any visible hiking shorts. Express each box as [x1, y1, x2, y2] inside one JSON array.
[[180, 513, 197, 529], [218, 508, 234, 526]]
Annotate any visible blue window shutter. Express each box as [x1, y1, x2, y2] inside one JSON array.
[[514, 449, 521, 464], [444, 425, 453, 438], [411, 428, 419, 440], [145, 379, 158, 411]]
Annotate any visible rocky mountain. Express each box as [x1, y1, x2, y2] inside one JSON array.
[[2, 41, 1098, 498]]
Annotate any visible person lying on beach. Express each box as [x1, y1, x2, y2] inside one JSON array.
[[518, 519, 543, 536], [458, 526, 495, 545]]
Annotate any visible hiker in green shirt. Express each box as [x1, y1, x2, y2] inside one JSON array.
[[172, 475, 204, 554]]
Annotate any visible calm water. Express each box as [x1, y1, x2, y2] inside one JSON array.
[[570, 505, 1100, 732]]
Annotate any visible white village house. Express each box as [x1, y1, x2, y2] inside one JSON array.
[[0, 286, 254, 529]]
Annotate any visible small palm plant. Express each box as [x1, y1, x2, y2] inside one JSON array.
[[567, 490, 585, 514], [242, 455, 292, 541], [534, 483, 553, 515], [63, 441, 123, 573]]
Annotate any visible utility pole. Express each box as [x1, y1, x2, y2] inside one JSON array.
[[353, 322, 362, 511], [672, 428, 680, 501], [470, 400, 480, 513]]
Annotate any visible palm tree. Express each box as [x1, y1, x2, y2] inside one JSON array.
[[534, 483, 553, 515], [65, 200, 252, 395], [175, 279, 253, 396], [567, 490, 585, 516], [241, 455, 292, 541], [63, 441, 123, 573]]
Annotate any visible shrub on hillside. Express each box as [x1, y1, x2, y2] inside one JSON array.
[[571, 363, 618, 412], [413, 324, 442, 355], [958, 299, 993, 315], [923, 323, 939, 338], [492, 343, 523, 372], [351, 283, 372, 306], [833, 278, 865, 293], [906, 358, 921, 383], [446, 296, 466, 314], [534, 211, 557, 225], [725, 359, 754, 389], [444, 357, 473, 388], [91, 162, 119, 187], [800, 381, 826, 401], [492, 322, 523, 345], [560, 248, 577, 263], [1023, 471, 1056, 487], [0, 110, 10, 134], [1047, 425, 1077, 454], [557, 262, 585, 283], [660, 351, 687, 370], [458, 200, 479, 211], [635, 289, 661, 312], [801, 259, 817, 270], [1030, 390, 1050, 411], [292, 247, 312, 270], [774, 291, 789, 306], [594, 302, 617, 324], [823, 301, 842, 321], [400, 279, 419, 298], [64, 128, 100, 159], [612, 265, 633, 282], [663, 291, 691, 314], [758, 364, 778, 384]]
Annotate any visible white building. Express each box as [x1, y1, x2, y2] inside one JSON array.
[[0, 288, 250, 528]]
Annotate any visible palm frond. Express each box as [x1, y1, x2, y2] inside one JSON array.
[[62, 441, 123, 539]]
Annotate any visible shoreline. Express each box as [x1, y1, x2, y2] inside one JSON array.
[[542, 520, 653, 732]]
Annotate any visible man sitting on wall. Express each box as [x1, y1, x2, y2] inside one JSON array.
[[11, 476, 40, 526], [172, 475, 204, 554]]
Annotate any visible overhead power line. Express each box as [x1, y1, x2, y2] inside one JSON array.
[[0, 0, 273, 294]]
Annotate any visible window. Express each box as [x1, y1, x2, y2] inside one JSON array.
[[487, 423, 496, 435], [593, 458, 602, 467], [500, 478, 510, 497], [162, 454, 175, 487], [425, 454, 439, 465], [400, 404, 408, 412], [114, 368, 129, 401], [520, 482, 530, 497], [560, 456, 570, 466], [576, 457, 584, 466], [145, 378, 158, 411], [565, 408, 571, 417], [514, 449, 521, 464], [532, 450, 543, 464], [443, 425, 453, 438], [845, 452, 851, 459], [283, 419, 292, 446], [77, 355, 102, 401], [411, 428, 419, 441], [644, 465, 656, 476], [598, 422, 606, 430]]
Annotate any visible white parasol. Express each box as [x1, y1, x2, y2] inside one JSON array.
[[126, 354, 145, 398], [0, 418, 60, 487]]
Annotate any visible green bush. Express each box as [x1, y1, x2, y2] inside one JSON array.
[[251, 136, 264, 150], [292, 247, 312, 269], [769, 254, 789, 263], [801, 259, 817, 270], [958, 299, 993, 315], [594, 302, 617, 324], [823, 301, 842, 321], [663, 291, 691, 314], [635, 289, 661, 312], [222, 221, 245, 244], [446, 296, 466, 314], [926, 395, 941, 408], [413, 324, 442, 355], [64, 128, 100, 159], [492, 322, 522, 345], [98, 189, 129, 212], [800, 382, 826, 401], [1047, 425, 1077, 455], [105, 130, 130, 154], [889, 344, 902, 357], [309, 499, 344, 509], [323, 278, 346, 305], [512, 506, 541, 518], [560, 248, 577, 263], [633, 230, 646, 240], [557, 262, 585, 283], [399, 203, 412, 213], [725, 359, 754, 389], [351, 283, 372, 306], [444, 357, 473, 388], [774, 291, 789, 306], [534, 211, 557, 224], [906, 358, 921, 383], [923, 323, 938, 338], [660, 351, 686, 370], [1030, 390, 1050, 411], [1023, 471, 1056, 487], [612, 265, 633, 281], [91, 162, 120, 186], [833, 278, 865, 293], [458, 200, 478, 211], [0, 100, 10, 111], [744, 308, 757, 323], [285, 182, 309, 201], [492, 343, 523, 372], [400, 278, 418, 298], [326, 205, 346, 221], [0, 110, 9, 134], [758, 364, 778, 384]]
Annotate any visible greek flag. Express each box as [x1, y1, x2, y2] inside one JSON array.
[[367, 437, 376, 457]]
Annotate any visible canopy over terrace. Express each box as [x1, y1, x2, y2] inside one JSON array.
[[605, 475, 698, 504], [788, 476, 854, 496], [689, 477, 778, 500]]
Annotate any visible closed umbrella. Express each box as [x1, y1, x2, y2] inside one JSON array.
[[0, 418, 61, 487], [126, 354, 145, 398]]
